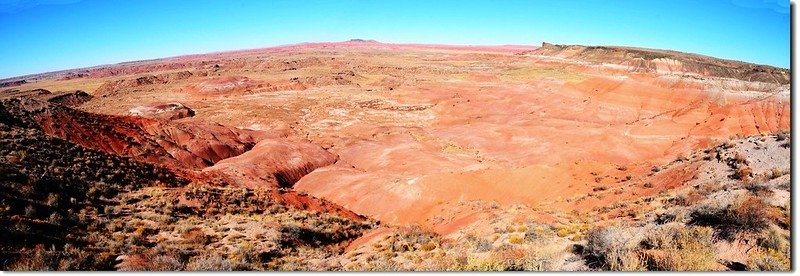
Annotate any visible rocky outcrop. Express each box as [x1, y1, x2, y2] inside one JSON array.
[[129, 102, 195, 120]]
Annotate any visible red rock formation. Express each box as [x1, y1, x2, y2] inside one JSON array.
[[0, 98, 265, 170]]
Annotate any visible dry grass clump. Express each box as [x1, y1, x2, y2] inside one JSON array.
[[556, 224, 589, 241], [640, 225, 718, 271]]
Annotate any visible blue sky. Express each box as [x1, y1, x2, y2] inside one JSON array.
[[0, 0, 790, 79]]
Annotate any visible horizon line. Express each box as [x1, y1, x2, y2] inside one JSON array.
[[0, 39, 788, 81]]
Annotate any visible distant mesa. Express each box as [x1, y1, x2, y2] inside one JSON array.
[[529, 42, 790, 84], [0, 79, 26, 88], [346, 39, 379, 43], [0, 88, 92, 107]]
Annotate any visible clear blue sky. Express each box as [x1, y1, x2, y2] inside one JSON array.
[[0, 0, 790, 79]]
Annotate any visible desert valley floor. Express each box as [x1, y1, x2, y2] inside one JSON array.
[[0, 40, 791, 271]]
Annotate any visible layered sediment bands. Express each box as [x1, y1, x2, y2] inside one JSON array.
[[530, 42, 790, 84], [0, 98, 264, 170]]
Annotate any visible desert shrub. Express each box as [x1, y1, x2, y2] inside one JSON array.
[[149, 254, 185, 271], [721, 140, 733, 148], [748, 249, 790, 271], [769, 167, 785, 179], [453, 242, 565, 272], [46, 193, 59, 207], [181, 227, 211, 245], [758, 226, 789, 253], [584, 226, 646, 271], [6, 244, 114, 271], [733, 166, 752, 182], [779, 203, 790, 229], [732, 152, 748, 165], [418, 251, 463, 271], [473, 238, 493, 252], [508, 235, 524, 244], [48, 213, 63, 225], [672, 191, 703, 206], [523, 244, 565, 271], [592, 186, 607, 192], [460, 256, 507, 271], [524, 225, 548, 242], [186, 253, 236, 271], [689, 195, 775, 239], [604, 250, 646, 271], [744, 179, 771, 196], [7, 246, 57, 271], [420, 241, 437, 251], [24, 205, 36, 217]]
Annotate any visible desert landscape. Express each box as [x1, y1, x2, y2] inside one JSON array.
[[0, 40, 791, 271]]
